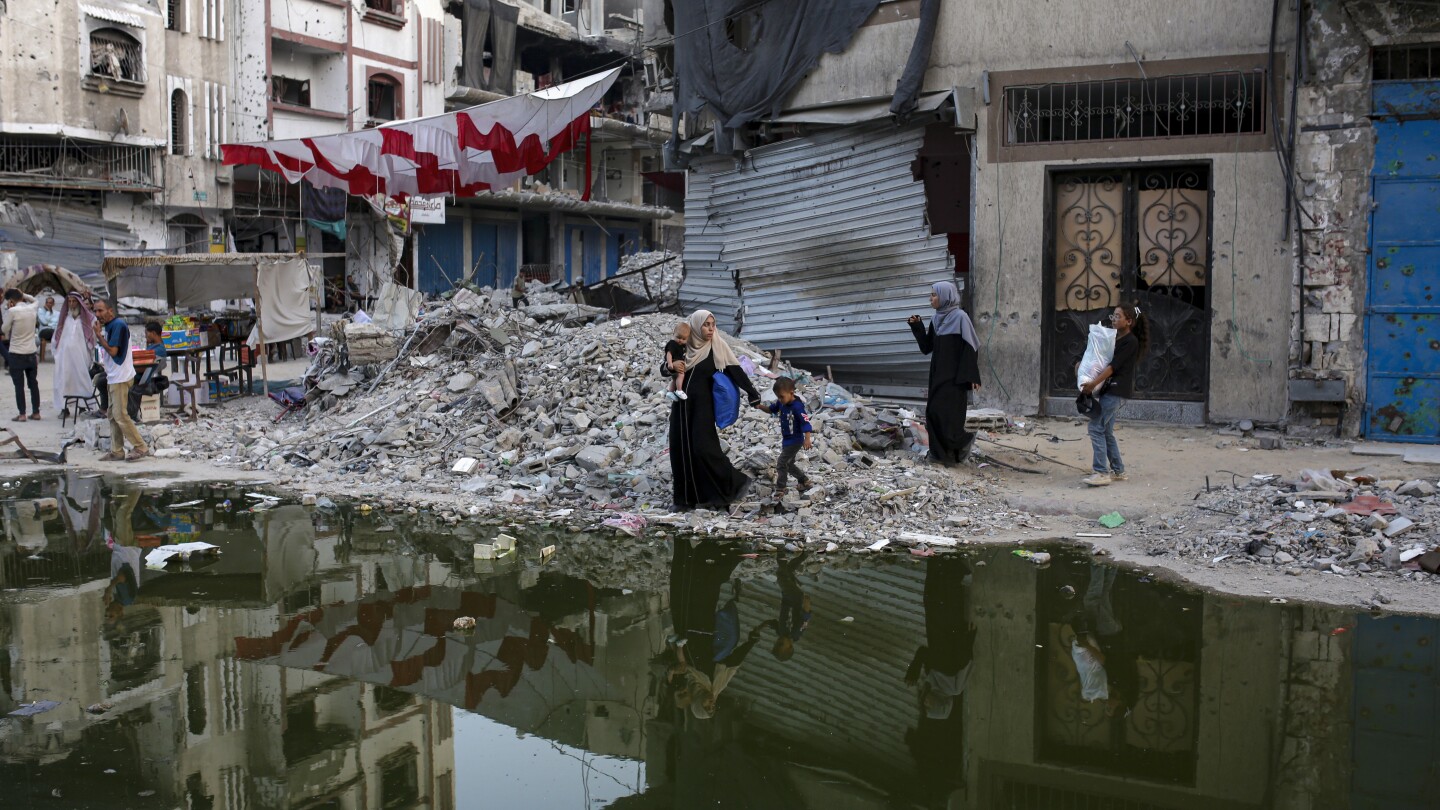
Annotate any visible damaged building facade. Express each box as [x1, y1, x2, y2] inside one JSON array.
[[228, 0, 679, 304], [667, 0, 1440, 442], [0, 0, 234, 286], [408, 0, 679, 299], [1, 0, 678, 303]]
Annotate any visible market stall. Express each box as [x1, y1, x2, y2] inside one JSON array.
[[101, 253, 331, 395]]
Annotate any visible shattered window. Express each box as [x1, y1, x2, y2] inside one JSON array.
[[367, 75, 400, 122], [1005, 71, 1265, 146], [89, 28, 145, 83]]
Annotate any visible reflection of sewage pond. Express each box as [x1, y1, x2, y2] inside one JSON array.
[[0, 473, 1436, 809]]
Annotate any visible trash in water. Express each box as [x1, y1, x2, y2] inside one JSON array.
[[1013, 550, 1051, 565], [866, 538, 890, 551], [144, 542, 220, 569], [8, 700, 60, 717]]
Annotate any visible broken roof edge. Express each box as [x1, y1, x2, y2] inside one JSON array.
[[763, 88, 973, 127], [467, 189, 674, 220]]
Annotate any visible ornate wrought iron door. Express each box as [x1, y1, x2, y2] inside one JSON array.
[[1045, 167, 1211, 401]]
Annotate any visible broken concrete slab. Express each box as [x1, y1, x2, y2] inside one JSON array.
[[1351, 442, 1440, 465]]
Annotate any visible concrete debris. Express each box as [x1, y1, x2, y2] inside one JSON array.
[[1138, 470, 1438, 582], [159, 291, 1036, 549], [612, 251, 684, 305], [345, 323, 399, 364]]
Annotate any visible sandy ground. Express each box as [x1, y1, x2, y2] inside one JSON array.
[[4, 357, 1437, 613]]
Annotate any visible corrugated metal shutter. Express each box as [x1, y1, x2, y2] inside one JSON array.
[[678, 158, 741, 333], [680, 122, 953, 389]]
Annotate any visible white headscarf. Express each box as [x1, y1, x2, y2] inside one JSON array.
[[683, 309, 740, 371]]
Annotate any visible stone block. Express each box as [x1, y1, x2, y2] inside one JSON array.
[[575, 444, 620, 471], [1337, 314, 1357, 339], [1321, 285, 1355, 314]]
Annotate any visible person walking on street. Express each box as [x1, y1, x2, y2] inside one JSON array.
[[908, 281, 981, 466], [761, 376, 813, 497], [1080, 302, 1149, 486], [3, 289, 42, 421], [92, 299, 149, 461]]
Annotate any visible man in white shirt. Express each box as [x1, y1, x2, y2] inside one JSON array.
[[2, 289, 41, 421]]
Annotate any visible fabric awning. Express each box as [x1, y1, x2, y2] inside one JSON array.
[[221, 69, 619, 201]]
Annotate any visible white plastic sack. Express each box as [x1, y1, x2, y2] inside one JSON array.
[[1076, 324, 1117, 389]]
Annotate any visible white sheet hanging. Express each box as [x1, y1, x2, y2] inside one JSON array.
[[245, 259, 316, 347]]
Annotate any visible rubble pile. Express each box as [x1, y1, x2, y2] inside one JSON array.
[[161, 288, 1037, 547], [1140, 470, 1440, 582], [611, 251, 683, 305]]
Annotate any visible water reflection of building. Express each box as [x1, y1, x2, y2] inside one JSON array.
[[0, 481, 457, 808]]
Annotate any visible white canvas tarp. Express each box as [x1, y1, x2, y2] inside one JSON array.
[[245, 259, 316, 347]]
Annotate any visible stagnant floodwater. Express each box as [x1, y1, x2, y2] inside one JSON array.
[[0, 474, 1434, 809]]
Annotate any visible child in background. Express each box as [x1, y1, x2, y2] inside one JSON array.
[[663, 321, 690, 401], [144, 322, 168, 359], [762, 377, 813, 496]]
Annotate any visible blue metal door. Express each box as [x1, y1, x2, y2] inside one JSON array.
[[1366, 80, 1440, 442], [470, 221, 499, 288], [416, 220, 466, 296]]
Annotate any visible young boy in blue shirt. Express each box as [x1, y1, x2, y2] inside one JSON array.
[[761, 377, 813, 496]]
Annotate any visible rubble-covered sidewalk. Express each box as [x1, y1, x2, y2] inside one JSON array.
[[159, 281, 1042, 547]]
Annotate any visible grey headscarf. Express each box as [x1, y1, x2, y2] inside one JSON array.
[[931, 281, 978, 351]]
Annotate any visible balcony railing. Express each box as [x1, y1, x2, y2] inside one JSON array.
[[0, 138, 159, 192]]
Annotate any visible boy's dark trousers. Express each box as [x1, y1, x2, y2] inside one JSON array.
[[776, 443, 807, 489]]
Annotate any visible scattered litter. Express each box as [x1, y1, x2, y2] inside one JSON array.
[[144, 542, 220, 569], [539, 545, 556, 561], [897, 531, 960, 547], [1097, 512, 1125, 529], [1012, 550, 1051, 565], [601, 513, 647, 538], [1075, 532, 1112, 539], [866, 539, 891, 551], [839, 616, 854, 623], [1270, 598, 1288, 604], [452, 617, 477, 631], [8, 700, 60, 717]]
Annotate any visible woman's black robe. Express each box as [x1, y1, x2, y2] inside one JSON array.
[[667, 351, 762, 509], [910, 320, 981, 465]]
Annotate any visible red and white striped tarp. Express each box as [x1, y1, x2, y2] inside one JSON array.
[[221, 68, 619, 201]]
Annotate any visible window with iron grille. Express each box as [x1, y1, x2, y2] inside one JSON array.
[[1373, 44, 1440, 81], [89, 28, 144, 83], [367, 75, 399, 122], [1004, 71, 1266, 146], [167, 0, 182, 31]]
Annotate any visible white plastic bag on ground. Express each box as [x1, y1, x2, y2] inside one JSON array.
[[1077, 324, 1117, 389]]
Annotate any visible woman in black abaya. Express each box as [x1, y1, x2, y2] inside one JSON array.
[[666, 309, 762, 510], [908, 281, 981, 466]]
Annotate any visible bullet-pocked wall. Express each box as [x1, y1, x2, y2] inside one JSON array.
[[921, 0, 1298, 423]]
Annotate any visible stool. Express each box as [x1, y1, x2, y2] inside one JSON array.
[[62, 394, 101, 428]]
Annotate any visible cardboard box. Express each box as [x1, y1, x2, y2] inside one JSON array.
[[162, 330, 203, 351], [139, 394, 161, 423]]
